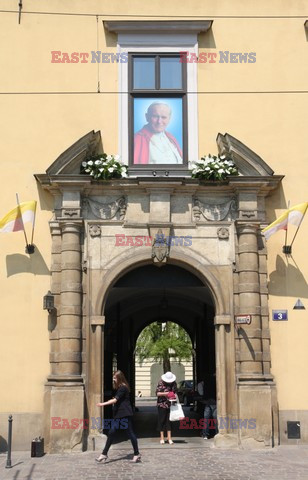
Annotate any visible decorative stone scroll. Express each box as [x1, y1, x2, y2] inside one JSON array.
[[62, 208, 80, 218], [193, 197, 237, 222], [241, 210, 256, 219], [84, 196, 127, 220]]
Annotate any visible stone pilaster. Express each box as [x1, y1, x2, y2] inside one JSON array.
[[49, 221, 62, 376], [57, 221, 83, 378], [87, 315, 105, 451], [235, 221, 277, 448], [258, 235, 271, 374], [45, 218, 85, 453], [236, 222, 262, 375]]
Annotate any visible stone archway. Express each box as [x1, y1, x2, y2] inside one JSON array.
[[86, 252, 236, 448], [35, 131, 283, 452]]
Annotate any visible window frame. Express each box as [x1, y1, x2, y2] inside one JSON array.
[[117, 35, 199, 177], [128, 52, 188, 170]]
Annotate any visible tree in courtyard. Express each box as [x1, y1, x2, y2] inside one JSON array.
[[135, 321, 192, 373]]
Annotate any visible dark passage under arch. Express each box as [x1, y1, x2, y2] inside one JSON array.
[[103, 264, 216, 439]]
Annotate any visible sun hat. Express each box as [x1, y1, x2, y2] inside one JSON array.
[[161, 371, 176, 383]]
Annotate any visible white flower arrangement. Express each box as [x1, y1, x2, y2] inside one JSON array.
[[189, 154, 239, 180], [80, 154, 128, 180]]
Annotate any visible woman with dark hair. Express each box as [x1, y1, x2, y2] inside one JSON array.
[[156, 371, 177, 444], [95, 370, 140, 464]]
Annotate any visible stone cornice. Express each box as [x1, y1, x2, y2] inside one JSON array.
[[103, 20, 213, 34], [35, 174, 283, 197], [34, 174, 92, 189], [35, 131, 283, 198], [228, 175, 284, 191]]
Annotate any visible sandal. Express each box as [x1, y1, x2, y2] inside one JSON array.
[[130, 454, 141, 463], [95, 454, 108, 463], [159, 439, 165, 444], [168, 440, 174, 445]]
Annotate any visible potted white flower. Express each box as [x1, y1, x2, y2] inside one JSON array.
[[81, 154, 128, 180], [189, 154, 239, 180]]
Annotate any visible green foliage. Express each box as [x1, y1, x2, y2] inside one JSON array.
[[135, 322, 192, 371]]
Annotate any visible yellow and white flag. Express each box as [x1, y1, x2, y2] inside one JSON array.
[[261, 202, 308, 241], [0, 201, 37, 233]]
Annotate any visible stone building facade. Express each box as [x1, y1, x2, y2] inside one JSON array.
[[35, 130, 282, 451]]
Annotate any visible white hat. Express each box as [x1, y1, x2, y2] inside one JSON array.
[[161, 371, 176, 383]]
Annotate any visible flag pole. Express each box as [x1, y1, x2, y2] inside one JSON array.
[[30, 201, 37, 247], [290, 203, 308, 248], [16, 193, 35, 254], [282, 201, 292, 255], [284, 200, 290, 247], [16, 193, 29, 245]]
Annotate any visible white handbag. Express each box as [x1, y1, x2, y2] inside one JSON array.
[[169, 395, 185, 421]]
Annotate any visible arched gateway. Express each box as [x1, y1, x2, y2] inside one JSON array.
[[35, 131, 283, 453]]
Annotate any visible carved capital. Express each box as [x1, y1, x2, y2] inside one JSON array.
[[236, 222, 260, 236], [60, 221, 83, 234], [49, 221, 61, 236], [90, 315, 105, 326], [214, 315, 231, 325]]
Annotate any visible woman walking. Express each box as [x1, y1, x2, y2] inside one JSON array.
[[96, 370, 141, 463], [156, 371, 177, 444]]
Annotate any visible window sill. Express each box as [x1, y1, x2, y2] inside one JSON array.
[[128, 167, 191, 178]]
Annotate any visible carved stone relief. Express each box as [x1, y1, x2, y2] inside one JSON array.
[[217, 227, 230, 239], [83, 196, 127, 220], [240, 210, 257, 219], [193, 197, 237, 221], [62, 208, 80, 218], [152, 229, 169, 265], [89, 225, 101, 237]]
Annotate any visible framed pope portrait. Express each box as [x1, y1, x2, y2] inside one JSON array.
[[133, 97, 184, 165], [128, 53, 188, 174]]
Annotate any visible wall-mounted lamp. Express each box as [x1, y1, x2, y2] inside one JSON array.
[[293, 299, 305, 310], [43, 291, 55, 313]]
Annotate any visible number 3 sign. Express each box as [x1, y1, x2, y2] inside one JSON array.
[[272, 310, 288, 321]]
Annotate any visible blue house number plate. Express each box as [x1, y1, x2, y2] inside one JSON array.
[[272, 310, 288, 321]]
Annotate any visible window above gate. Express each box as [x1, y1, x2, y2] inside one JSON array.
[[104, 20, 213, 178], [129, 53, 187, 169]]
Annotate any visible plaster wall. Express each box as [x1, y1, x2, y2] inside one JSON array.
[[0, 0, 307, 448]]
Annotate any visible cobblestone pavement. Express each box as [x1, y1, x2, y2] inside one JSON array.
[[1, 444, 308, 480], [2, 403, 308, 480]]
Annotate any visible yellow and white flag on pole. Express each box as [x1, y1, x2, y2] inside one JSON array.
[[0, 201, 37, 233], [261, 202, 308, 241]]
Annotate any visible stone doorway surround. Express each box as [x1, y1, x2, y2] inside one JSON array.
[[35, 131, 283, 452], [104, 264, 215, 406]]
